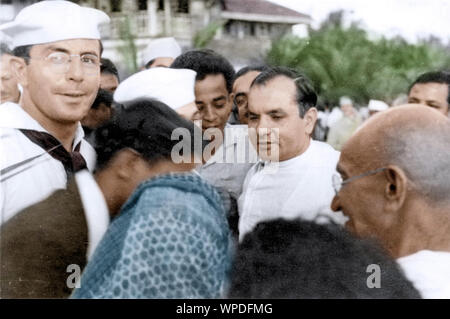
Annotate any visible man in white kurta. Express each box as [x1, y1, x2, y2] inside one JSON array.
[[0, 1, 109, 223], [238, 139, 344, 240], [238, 67, 346, 240]]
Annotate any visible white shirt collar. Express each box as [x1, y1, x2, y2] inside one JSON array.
[[74, 170, 110, 260], [0, 102, 86, 151]]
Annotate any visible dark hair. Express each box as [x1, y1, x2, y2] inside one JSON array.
[[12, 41, 104, 65], [12, 45, 31, 64], [100, 58, 119, 81], [228, 218, 421, 299], [251, 66, 317, 118], [94, 99, 205, 170], [408, 70, 450, 105], [91, 89, 113, 110], [234, 65, 268, 83], [171, 49, 235, 93], [144, 58, 156, 69], [0, 43, 12, 56]]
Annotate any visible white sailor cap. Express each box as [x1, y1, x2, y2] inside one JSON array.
[[339, 96, 353, 106], [368, 99, 389, 112], [114, 67, 196, 110], [0, 0, 110, 48], [143, 37, 182, 65]]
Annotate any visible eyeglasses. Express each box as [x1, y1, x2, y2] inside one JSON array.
[[31, 51, 101, 75], [332, 167, 387, 195]]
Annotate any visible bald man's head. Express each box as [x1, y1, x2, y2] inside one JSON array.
[[332, 104, 450, 257], [342, 104, 450, 203]]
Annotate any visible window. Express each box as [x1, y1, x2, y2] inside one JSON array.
[[250, 22, 255, 36], [110, 0, 122, 12], [138, 0, 147, 11], [158, 0, 164, 11], [177, 0, 189, 13]]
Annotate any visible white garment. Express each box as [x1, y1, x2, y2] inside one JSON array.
[[0, 102, 96, 223], [397, 250, 450, 299], [198, 125, 257, 200], [326, 107, 343, 128], [74, 170, 109, 260], [238, 140, 347, 241]]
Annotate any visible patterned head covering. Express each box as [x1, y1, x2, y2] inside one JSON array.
[[71, 172, 232, 298]]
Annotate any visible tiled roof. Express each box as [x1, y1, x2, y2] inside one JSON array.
[[222, 0, 311, 19]]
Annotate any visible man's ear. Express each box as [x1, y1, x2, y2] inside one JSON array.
[[304, 107, 318, 135], [383, 165, 408, 212], [9, 56, 28, 88], [229, 92, 235, 103]]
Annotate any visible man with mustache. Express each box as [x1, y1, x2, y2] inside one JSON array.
[[0, 1, 109, 221], [238, 67, 346, 241]]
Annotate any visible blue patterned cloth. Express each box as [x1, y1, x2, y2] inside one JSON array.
[[71, 172, 232, 298]]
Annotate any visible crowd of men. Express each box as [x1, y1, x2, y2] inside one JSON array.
[[0, 1, 449, 299]]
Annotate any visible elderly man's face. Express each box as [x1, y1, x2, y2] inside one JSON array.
[[408, 82, 449, 115], [0, 54, 20, 104], [16, 39, 101, 126], [330, 122, 393, 240], [247, 76, 316, 162]]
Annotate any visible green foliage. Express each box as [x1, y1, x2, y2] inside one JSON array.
[[266, 12, 450, 105], [117, 16, 138, 74], [193, 20, 227, 49]]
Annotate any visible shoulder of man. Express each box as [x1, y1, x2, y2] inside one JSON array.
[[0, 178, 88, 298]]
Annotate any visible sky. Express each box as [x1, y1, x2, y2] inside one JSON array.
[[269, 0, 450, 44]]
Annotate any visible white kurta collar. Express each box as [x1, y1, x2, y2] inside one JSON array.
[[74, 170, 110, 260], [0, 102, 86, 151]]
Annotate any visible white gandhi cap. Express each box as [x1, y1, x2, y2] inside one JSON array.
[[0, 0, 110, 48], [368, 99, 389, 112], [114, 67, 196, 110], [143, 37, 182, 65]]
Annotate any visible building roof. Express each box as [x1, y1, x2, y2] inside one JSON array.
[[222, 0, 311, 24]]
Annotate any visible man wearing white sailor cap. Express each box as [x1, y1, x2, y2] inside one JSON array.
[[142, 37, 182, 69], [114, 67, 199, 120], [0, 1, 109, 222]]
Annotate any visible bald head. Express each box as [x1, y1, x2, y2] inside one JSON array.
[[343, 104, 450, 203]]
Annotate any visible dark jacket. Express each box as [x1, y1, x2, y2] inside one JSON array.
[[0, 178, 88, 298]]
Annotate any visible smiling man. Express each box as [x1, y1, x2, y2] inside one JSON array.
[[331, 104, 450, 298], [0, 1, 109, 221], [238, 67, 346, 240], [407, 70, 450, 116]]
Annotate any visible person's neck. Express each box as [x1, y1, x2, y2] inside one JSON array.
[[279, 137, 311, 163], [21, 95, 78, 152], [390, 200, 450, 258], [95, 160, 195, 217]]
